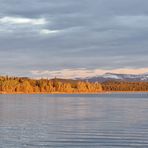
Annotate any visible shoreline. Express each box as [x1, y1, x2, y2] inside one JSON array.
[[0, 91, 148, 95]]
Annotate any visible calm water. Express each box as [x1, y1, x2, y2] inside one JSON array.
[[0, 93, 148, 148]]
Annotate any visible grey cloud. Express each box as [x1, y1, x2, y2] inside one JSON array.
[[0, 0, 148, 76]]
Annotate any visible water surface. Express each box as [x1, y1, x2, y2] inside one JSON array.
[[0, 93, 148, 148]]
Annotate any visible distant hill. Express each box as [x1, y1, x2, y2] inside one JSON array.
[[79, 73, 148, 82]]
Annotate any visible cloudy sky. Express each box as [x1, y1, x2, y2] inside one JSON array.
[[0, 0, 148, 78]]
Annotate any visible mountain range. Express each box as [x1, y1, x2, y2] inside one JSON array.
[[79, 73, 148, 82]]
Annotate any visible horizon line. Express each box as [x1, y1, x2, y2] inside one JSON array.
[[1, 68, 148, 79]]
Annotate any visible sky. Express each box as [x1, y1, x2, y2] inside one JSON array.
[[0, 0, 148, 78]]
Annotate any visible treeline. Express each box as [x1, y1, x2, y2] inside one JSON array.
[[0, 76, 102, 94], [102, 81, 148, 91], [0, 76, 148, 94]]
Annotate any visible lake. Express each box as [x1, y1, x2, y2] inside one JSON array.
[[0, 93, 148, 148]]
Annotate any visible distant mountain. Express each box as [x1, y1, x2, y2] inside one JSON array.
[[80, 73, 148, 82]]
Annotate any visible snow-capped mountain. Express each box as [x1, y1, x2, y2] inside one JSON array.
[[82, 73, 148, 82]]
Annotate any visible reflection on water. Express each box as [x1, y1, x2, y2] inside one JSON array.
[[0, 93, 148, 148]]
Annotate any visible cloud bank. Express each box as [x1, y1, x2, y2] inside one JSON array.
[[30, 68, 148, 79]]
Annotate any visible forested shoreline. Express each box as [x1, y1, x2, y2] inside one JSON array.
[[0, 76, 148, 94], [0, 76, 102, 94], [102, 81, 148, 92]]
